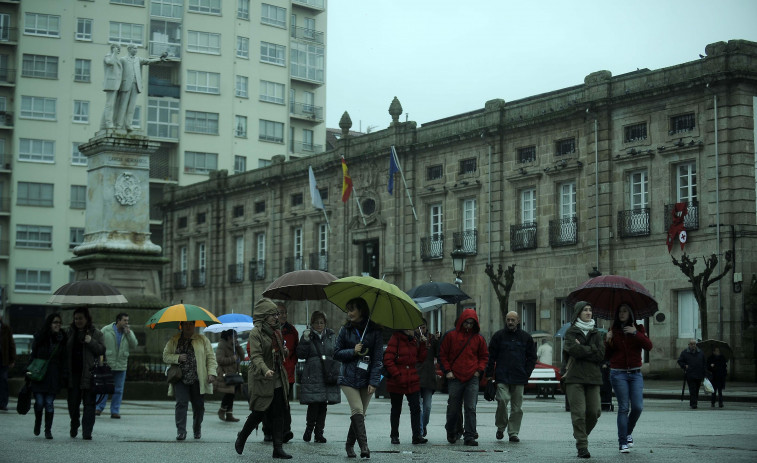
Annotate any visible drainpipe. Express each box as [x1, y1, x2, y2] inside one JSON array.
[[715, 93, 722, 340]]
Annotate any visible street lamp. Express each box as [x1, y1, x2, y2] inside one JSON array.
[[450, 247, 467, 317], [249, 260, 258, 315]]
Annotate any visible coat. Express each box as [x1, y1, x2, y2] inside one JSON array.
[[281, 322, 299, 385], [604, 324, 653, 370], [439, 308, 489, 383], [100, 323, 138, 371], [384, 331, 427, 394], [118, 55, 156, 92], [707, 354, 728, 388], [247, 322, 289, 411], [214, 337, 245, 394], [562, 302, 605, 386], [65, 326, 105, 390], [162, 333, 217, 397], [678, 347, 706, 380], [417, 335, 440, 391], [296, 328, 341, 404], [0, 320, 15, 367], [486, 325, 537, 385], [334, 320, 383, 389], [29, 331, 68, 395]]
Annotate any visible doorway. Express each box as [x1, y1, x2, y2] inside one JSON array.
[[361, 240, 379, 278]]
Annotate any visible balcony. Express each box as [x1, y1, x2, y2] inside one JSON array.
[[292, 0, 325, 11], [511, 222, 537, 251], [0, 239, 8, 258], [0, 27, 19, 43], [285, 256, 304, 273], [549, 217, 578, 247], [0, 111, 13, 128], [150, 40, 181, 59], [617, 208, 650, 238], [291, 141, 323, 155], [249, 260, 266, 281], [420, 234, 444, 261], [309, 251, 328, 272], [191, 269, 206, 287], [173, 271, 187, 289], [290, 101, 324, 121], [664, 201, 699, 231], [228, 264, 244, 283], [290, 26, 324, 45], [453, 230, 478, 255], [0, 67, 16, 85], [0, 197, 10, 213], [148, 78, 180, 98], [0, 153, 10, 172]]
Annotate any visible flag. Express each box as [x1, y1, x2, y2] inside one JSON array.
[[388, 146, 400, 195], [308, 166, 324, 210], [666, 202, 688, 252], [341, 157, 353, 203]]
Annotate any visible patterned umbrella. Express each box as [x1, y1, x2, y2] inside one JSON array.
[[145, 303, 221, 330], [47, 280, 127, 305], [567, 275, 659, 320]]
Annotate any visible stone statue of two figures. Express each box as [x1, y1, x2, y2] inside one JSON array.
[[101, 44, 167, 131]]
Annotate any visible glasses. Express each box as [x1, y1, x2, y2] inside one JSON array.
[[51, 321, 62, 325]]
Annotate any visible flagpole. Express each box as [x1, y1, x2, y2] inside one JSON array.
[[392, 146, 418, 221], [352, 185, 368, 226], [322, 209, 331, 233]]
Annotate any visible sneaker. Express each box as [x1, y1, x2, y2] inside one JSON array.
[[626, 435, 634, 447], [496, 429, 504, 440], [620, 444, 630, 453], [509, 435, 520, 443]]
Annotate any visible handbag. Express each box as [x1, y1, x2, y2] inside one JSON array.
[[703, 377, 714, 394], [484, 379, 497, 402], [313, 336, 340, 386], [16, 380, 32, 415], [166, 364, 183, 384], [27, 343, 59, 382], [223, 372, 245, 386], [295, 360, 305, 384], [90, 359, 115, 395]]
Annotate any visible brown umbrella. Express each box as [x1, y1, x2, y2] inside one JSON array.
[[47, 280, 128, 305], [262, 270, 337, 301]]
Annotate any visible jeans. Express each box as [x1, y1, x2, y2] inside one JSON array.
[[419, 387, 434, 435], [609, 370, 644, 445], [174, 381, 205, 435], [96, 370, 126, 414], [445, 377, 479, 441], [494, 383, 524, 437], [0, 365, 8, 409], [389, 391, 421, 438], [565, 383, 601, 450], [34, 392, 56, 414]]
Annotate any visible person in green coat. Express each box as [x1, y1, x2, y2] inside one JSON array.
[[562, 301, 605, 459]]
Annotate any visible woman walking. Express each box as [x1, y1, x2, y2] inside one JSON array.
[[334, 297, 383, 458], [605, 303, 653, 453], [66, 307, 105, 440], [234, 298, 292, 459], [28, 312, 68, 439], [384, 328, 428, 445], [417, 320, 440, 438], [707, 347, 728, 408], [296, 311, 340, 443], [563, 301, 605, 459], [215, 329, 245, 422]]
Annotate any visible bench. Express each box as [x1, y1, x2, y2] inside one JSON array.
[[529, 368, 560, 399]]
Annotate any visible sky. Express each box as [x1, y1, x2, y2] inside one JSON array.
[[326, 0, 757, 132]]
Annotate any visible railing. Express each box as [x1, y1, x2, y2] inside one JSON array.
[[617, 208, 650, 238], [0, 67, 16, 84], [290, 101, 323, 121], [150, 41, 181, 59], [173, 271, 187, 289], [249, 260, 266, 281], [191, 269, 206, 287], [549, 217, 578, 247], [420, 234, 444, 261], [453, 230, 477, 255], [0, 197, 10, 213], [292, 0, 325, 10], [511, 222, 537, 251], [228, 263, 244, 283], [0, 155, 10, 171], [0, 27, 19, 43], [309, 251, 328, 272], [148, 82, 180, 98], [285, 256, 304, 272], [0, 239, 9, 256], [0, 111, 14, 128], [290, 141, 323, 155], [290, 26, 324, 44], [664, 201, 699, 231]]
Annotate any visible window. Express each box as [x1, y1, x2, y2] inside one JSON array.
[[178, 245, 188, 286], [429, 203, 443, 258], [624, 122, 647, 143], [293, 227, 303, 270], [21, 54, 58, 79], [71, 143, 87, 166], [319, 187, 328, 201], [76, 18, 93, 41], [112, 0, 145, 5], [69, 227, 85, 249], [131, 106, 142, 129], [186, 70, 220, 94], [20, 96, 56, 120], [19, 138, 55, 163], [73, 100, 89, 123], [262, 3, 286, 28], [556, 138, 575, 156], [291, 193, 303, 206], [147, 98, 180, 139], [677, 162, 697, 202], [18, 182, 54, 206], [238, 0, 250, 20], [521, 188, 536, 223], [16, 225, 53, 249], [254, 201, 265, 213], [178, 217, 188, 228], [151, 0, 183, 19], [518, 146, 536, 163], [189, 0, 221, 14], [302, 129, 314, 151], [185, 111, 219, 134], [235, 116, 247, 137], [233, 205, 244, 218], [234, 155, 247, 174], [463, 199, 476, 233], [459, 158, 476, 174], [109, 22, 144, 46], [260, 42, 286, 65], [259, 80, 285, 104], [70, 185, 86, 209], [630, 170, 648, 210], [259, 120, 284, 143], [74, 59, 91, 82], [670, 113, 695, 134], [317, 223, 328, 270], [195, 242, 207, 286], [678, 290, 699, 338], [25, 13, 61, 37], [197, 212, 206, 224], [0, 14, 10, 42], [184, 151, 218, 174], [236, 75, 249, 98], [234, 236, 245, 281], [258, 159, 272, 168], [15, 269, 52, 292], [290, 42, 324, 82], [427, 164, 443, 180], [517, 301, 536, 332], [237, 36, 249, 58], [187, 31, 221, 54], [560, 182, 576, 219]]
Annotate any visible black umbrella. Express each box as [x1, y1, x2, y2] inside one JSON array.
[[406, 281, 470, 304], [47, 280, 127, 305], [697, 339, 732, 360]]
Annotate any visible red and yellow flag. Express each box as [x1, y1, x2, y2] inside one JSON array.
[[341, 157, 353, 202]]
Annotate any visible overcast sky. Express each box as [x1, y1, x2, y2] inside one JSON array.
[[326, 0, 757, 132]]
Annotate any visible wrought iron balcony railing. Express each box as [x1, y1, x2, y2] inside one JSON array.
[[228, 264, 244, 283], [453, 230, 477, 255], [173, 271, 187, 289], [285, 256, 304, 273], [511, 222, 537, 251], [617, 208, 651, 238], [309, 251, 328, 272], [249, 260, 266, 281], [549, 216, 578, 247], [191, 269, 206, 287], [420, 234, 444, 261], [664, 201, 699, 231]]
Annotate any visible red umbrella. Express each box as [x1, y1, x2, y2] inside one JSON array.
[[567, 275, 658, 320]]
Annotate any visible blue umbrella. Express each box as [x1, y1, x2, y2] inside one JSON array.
[[203, 313, 254, 333]]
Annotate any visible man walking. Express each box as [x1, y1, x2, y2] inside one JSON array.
[[677, 339, 706, 409], [486, 311, 537, 442], [97, 313, 138, 418], [439, 308, 488, 446]]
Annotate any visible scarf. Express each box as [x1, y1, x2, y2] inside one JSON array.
[[263, 323, 285, 368], [574, 318, 596, 336]]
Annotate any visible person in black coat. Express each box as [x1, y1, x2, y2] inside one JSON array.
[[28, 312, 68, 439], [677, 339, 706, 409], [707, 347, 728, 408]]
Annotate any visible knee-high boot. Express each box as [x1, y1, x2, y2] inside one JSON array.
[[303, 404, 315, 442], [314, 404, 327, 443], [44, 410, 54, 439], [272, 415, 292, 459], [345, 422, 357, 458], [351, 414, 370, 459], [235, 411, 263, 455], [34, 408, 43, 436]]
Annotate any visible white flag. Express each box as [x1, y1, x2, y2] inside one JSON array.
[[309, 166, 324, 210]]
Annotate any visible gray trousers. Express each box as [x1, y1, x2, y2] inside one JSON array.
[[565, 383, 601, 450], [445, 377, 479, 441], [174, 381, 204, 434]]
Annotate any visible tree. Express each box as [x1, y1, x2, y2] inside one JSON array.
[[671, 253, 733, 340], [484, 263, 516, 325]]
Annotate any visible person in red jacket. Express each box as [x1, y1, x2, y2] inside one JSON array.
[[604, 303, 653, 453], [439, 308, 488, 446], [384, 328, 428, 445]]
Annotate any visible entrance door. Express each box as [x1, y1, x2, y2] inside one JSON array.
[[361, 240, 379, 278]]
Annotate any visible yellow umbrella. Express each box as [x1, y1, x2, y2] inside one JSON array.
[[145, 303, 220, 329]]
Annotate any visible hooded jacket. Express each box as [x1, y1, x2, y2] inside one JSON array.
[[562, 301, 604, 385], [439, 308, 489, 383], [604, 306, 653, 370], [486, 323, 537, 385], [247, 298, 289, 411]]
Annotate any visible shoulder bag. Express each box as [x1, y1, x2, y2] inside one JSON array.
[[27, 343, 59, 382], [313, 336, 340, 386], [166, 364, 183, 384]]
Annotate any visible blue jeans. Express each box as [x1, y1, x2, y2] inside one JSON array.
[[445, 377, 479, 441], [419, 387, 434, 434], [609, 370, 644, 445], [34, 392, 56, 413], [96, 370, 126, 414]]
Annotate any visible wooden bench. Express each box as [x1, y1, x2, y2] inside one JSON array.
[[529, 368, 560, 399]]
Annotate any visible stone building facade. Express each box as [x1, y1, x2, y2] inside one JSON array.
[[161, 40, 757, 380]]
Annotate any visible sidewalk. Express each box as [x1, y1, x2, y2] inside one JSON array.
[[642, 379, 757, 402]]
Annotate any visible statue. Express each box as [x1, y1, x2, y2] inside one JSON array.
[[114, 45, 167, 131], [100, 44, 122, 129]]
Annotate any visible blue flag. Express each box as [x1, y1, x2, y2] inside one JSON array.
[[388, 146, 400, 195]]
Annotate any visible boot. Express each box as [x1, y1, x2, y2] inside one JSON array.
[[303, 405, 315, 442], [44, 410, 54, 439], [711, 394, 716, 407], [272, 427, 293, 459], [314, 404, 327, 443], [345, 423, 357, 458], [351, 414, 370, 459], [303, 426, 313, 442], [218, 407, 227, 421], [34, 409, 43, 436], [235, 411, 262, 455], [225, 411, 240, 422]]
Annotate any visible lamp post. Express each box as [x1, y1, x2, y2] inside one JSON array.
[[249, 260, 257, 316], [451, 247, 467, 318]]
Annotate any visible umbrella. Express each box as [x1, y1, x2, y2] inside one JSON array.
[[145, 303, 221, 329], [324, 275, 423, 332], [566, 275, 659, 320], [262, 270, 337, 300], [529, 330, 552, 340], [412, 296, 449, 313], [697, 339, 732, 360], [202, 313, 254, 334], [47, 280, 127, 305], [406, 281, 470, 304]]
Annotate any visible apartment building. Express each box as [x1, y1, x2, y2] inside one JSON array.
[[0, 0, 327, 333]]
